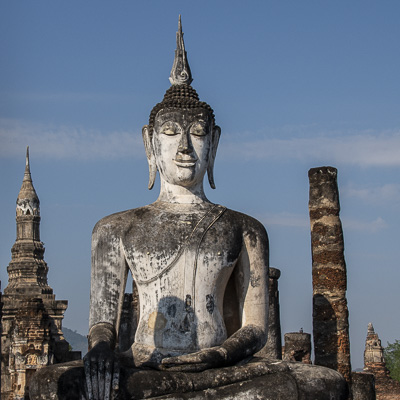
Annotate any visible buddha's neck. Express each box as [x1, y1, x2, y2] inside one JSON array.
[[157, 180, 210, 204]]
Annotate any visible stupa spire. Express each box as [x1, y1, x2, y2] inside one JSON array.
[[169, 15, 193, 86], [4, 147, 52, 295], [368, 322, 375, 334], [17, 146, 40, 216]]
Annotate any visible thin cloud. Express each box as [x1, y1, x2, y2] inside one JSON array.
[[1, 91, 135, 103], [342, 217, 388, 233], [342, 183, 400, 204], [259, 212, 309, 228], [0, 118, 144, 159], [2, 118, 400, 167], [259, 211, 387, 233], [222, 129, 400, 167]]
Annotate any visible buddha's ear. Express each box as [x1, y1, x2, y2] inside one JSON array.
[[142, 125, 157, 190], [207, 125, 221, 189]]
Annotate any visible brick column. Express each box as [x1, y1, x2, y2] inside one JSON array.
[[267, 268, 282, 359], [257, 267, 282, 359], [308, 166, 352, 385]]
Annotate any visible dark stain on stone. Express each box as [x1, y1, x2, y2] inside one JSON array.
[[206, 294, 214, 314], [179, 314, 191, 333], [248, 230, 258, 247], [167, 304, 176, 318], [185, 294, 192, 311]]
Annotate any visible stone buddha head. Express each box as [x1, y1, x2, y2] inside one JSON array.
[[142, 17, 221, 192]]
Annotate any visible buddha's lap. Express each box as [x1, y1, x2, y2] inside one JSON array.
[[29, 358, 348, 400]]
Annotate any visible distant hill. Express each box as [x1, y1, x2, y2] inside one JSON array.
[[63, 327, 88, 356]]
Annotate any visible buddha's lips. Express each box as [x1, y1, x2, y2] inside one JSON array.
[[173, 157, 197, 167]]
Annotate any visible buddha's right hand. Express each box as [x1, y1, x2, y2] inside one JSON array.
[[83, 341, 120, 400]]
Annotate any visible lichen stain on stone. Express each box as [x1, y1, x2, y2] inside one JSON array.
[[250, 271, 261, 288], [246, 230, 258, 248], [148, 311, 167, 330]]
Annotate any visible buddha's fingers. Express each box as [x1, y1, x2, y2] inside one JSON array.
[[104, 359, 112, 400], [162, 362, 209, 372], [90, 359, 99, 400], [98, 358, 105, 400], [162, 348, 226, 371], [84, 357, 94, 400], [162, 354, 201, 365], [111, 357, 120, 400]]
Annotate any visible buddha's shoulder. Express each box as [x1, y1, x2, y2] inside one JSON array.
[[92, 205, 267, 238], [222, 208, 268, 237], [92, 205, 155, 235]]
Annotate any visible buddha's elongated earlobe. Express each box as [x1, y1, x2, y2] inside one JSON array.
[[207, 125, 221, 189], [142, 125, 157, 190]]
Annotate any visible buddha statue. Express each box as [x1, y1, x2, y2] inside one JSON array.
[[30, 17, 348, 400]]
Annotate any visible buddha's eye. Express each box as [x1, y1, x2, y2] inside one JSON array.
[[190, 122, 207, 136], [160, 122, 179, 136]]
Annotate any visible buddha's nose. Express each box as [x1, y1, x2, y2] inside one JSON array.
[[177, 132, 193, 154]]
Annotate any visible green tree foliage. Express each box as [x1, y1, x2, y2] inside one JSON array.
[[384, 340, 400, 382]]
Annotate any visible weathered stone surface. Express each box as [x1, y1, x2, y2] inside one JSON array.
[[1, 148, 79, 400], [309, 166, 352, 386], [283, 331, 312, 364], [351, 372, 376, 400]]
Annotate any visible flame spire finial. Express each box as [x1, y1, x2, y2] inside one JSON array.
[[169, 15, 193, 86], [24, 146, 32, 182]]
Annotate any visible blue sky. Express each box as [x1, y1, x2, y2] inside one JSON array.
[[1, 1, 399, 369]]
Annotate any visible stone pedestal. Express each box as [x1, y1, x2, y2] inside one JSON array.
[[283, 331, 312, 364]]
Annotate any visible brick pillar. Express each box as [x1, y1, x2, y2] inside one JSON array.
[[308, 166, 352, 385], [118, 281, 139, 352], [257, 267, 282, 359], [0, 281, 2, 396]]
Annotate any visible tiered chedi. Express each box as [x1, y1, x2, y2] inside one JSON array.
[[1, 148, 80, 400]]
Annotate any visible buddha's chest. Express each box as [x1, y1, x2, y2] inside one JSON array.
[[121, 208, 242, 298]]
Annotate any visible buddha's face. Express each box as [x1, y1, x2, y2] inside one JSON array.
[[152, 109, 214, 188]]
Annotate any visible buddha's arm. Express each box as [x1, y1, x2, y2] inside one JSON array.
[[224, 222, 269, 359], [162, 220, 269, 372], [89, 220, 129, 337], [84, 219, 129, 398]]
